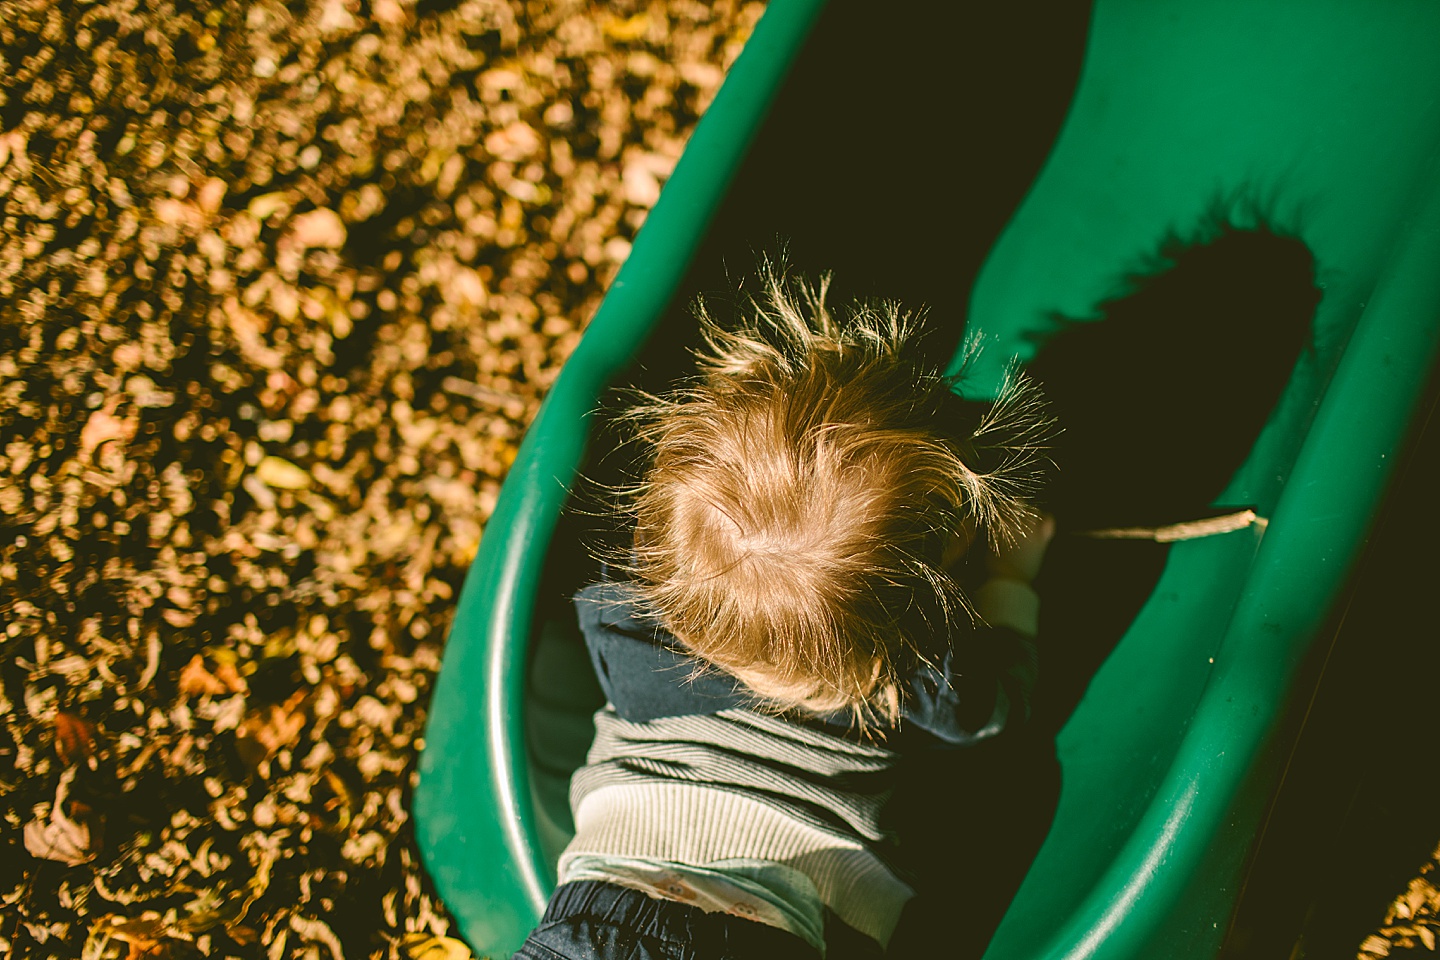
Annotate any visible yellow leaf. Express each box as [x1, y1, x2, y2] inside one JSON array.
[[1360, 935, 1391, 957], [179, 654, 229, 697], [256, 456, 311, 490], [79, 399, 137, 459], [290, 207, 347, 248], [402, 933, 474, 960], [603, 13, 650, 41], [247, 191, 292, 221]]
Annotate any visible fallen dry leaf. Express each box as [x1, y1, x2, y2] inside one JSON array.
[[53, 711, 100, 766], [0, 0, 764, 955], [79, 399, 138, 461], [236, 690, 309, 768], [91, 913, 176, 960], [256, 455, 312, 490], [402, 933, 474, 960], [24, 811, 99, 867], [289, 207, 347, 248], [178, 655, 247, 697], [24, 768, 102, 866]]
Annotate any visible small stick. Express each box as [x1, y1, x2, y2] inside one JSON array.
[[1075, 508, 1266, 543]]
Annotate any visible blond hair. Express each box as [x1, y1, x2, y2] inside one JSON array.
[[620, 267, 1051, 726]]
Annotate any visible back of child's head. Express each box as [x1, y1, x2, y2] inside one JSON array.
[[622, 267, 1049, 725]]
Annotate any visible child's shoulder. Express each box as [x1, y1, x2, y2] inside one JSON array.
[[574, 579, 649, 633], [573, 580, 754, 722], [572, 577, 1004, 746]]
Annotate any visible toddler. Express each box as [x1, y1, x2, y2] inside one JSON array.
[[512, 268, 1056, 960]]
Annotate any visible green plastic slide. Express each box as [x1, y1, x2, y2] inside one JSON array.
[[414, 1, 1440, 957]]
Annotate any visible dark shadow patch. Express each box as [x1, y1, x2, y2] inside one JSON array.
[[1031, 227, 1320, 529], [889, 726, 1062, 959], [615, 0, 1098, 397], [889, 227, 1319, 957], [1030, 226, 1319, 731]]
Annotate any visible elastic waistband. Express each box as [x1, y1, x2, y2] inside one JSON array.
[[539, 880, 820, 959]]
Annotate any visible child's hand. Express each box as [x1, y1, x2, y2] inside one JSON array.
[[987, 512, 1055, 585]]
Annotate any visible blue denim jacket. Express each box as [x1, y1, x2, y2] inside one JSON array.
[[574, 578, 1037, 748]]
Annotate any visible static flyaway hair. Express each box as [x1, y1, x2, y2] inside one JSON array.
[[618, 265, 1053, 725]]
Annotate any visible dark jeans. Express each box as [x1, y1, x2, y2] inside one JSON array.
[[512, 880, 883, 960]]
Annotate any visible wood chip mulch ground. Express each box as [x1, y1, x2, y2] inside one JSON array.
[[0, 1, 761, 957]]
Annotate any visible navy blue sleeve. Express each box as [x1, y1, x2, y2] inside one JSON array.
[[574, 582, 751, 722], [574, 579, 1040, 740], [900, 626, 1039, 747]]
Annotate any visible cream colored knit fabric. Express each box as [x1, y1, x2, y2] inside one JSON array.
[[560, 707, 915, 946]]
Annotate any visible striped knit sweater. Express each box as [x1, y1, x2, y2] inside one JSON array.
[[562, 706, 914, 944], [558, 578, 1039, 947]]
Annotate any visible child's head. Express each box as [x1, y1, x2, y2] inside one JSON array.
[[622, 268, 1049, 724]]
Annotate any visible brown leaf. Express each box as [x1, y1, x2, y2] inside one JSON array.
[[79, 399, 137, 461], [92, 913, 173, 960], [1360, 935, 1392, 957], [483, 121, 541, 162], [371, 0, 406, 23], [226, 924, 259, 946], [178, 655, 230, 697], [54, 711, 100, 765], [236, 690, 308, 766], [196, 177, 227, 214], [214, 661, 247, 694], [289, 207, 346, 248], [162, 608, 197, 628]]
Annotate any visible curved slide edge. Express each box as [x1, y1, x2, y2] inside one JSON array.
[[1017, 148, 1440, 960]]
